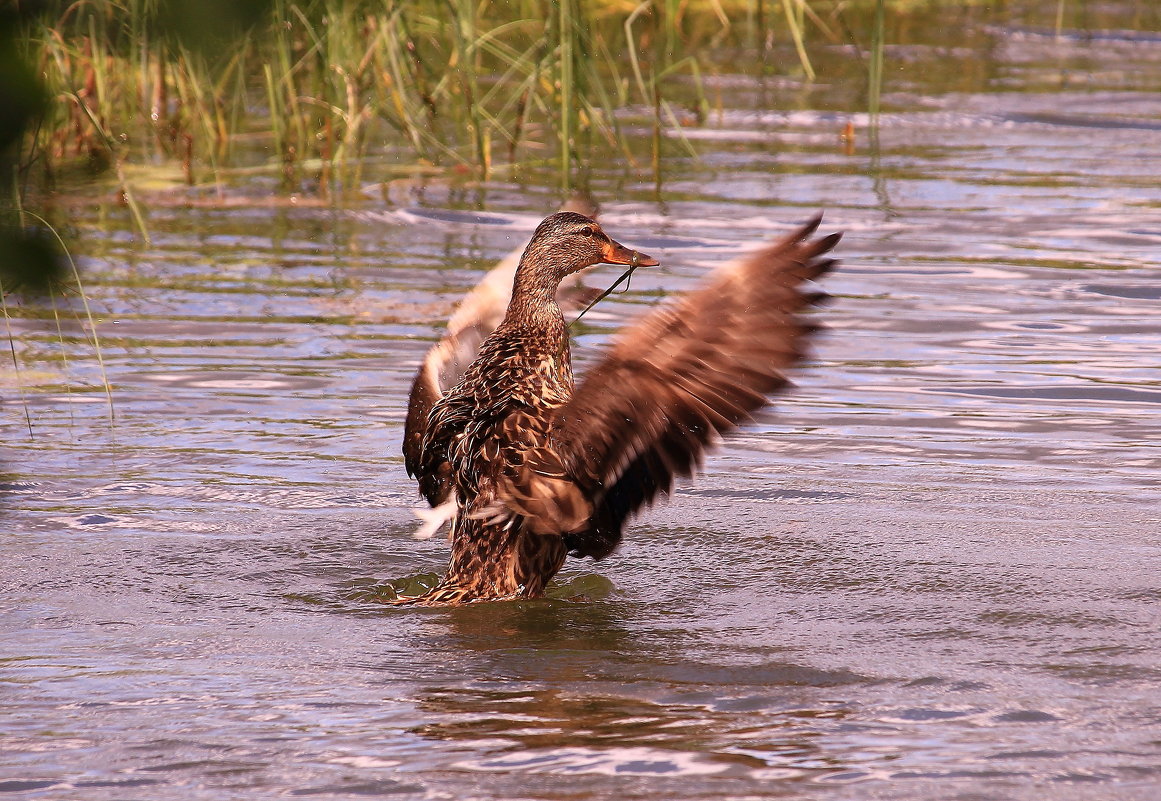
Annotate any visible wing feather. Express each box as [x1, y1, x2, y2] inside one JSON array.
[[514, 215, 840, 556]]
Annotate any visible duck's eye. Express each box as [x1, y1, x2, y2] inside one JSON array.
[[578, 226, 594, 237]]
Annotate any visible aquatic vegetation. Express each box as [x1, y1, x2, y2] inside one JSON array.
[[0, 209, 114, 425], [5, 0, 845, 413], [16, 0, 867, 195]]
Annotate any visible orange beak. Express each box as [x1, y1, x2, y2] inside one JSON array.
[[601, 238, 659, 267]]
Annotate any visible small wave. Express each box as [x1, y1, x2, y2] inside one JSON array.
[[455, 745, 732, 776]]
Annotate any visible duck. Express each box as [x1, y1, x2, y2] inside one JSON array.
[[400, 211, 839, 605], [402, 197, 601, 539]]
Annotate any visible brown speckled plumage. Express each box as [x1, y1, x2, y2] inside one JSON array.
[[399, 212, 839, 605]]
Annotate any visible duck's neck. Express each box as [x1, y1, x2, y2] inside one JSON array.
[[504, 267, 566, 337]]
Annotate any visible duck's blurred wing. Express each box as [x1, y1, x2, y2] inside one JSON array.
[[519, 215, 840, 556]]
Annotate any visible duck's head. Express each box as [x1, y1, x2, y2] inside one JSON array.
[[519, 212, 658, 283]]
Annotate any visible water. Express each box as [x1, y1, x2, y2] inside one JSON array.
[[4, 9, 1161, 800]]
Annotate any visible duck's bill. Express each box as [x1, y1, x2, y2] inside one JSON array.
[[602, 239, 659, 267]]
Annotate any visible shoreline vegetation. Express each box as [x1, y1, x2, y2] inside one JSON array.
[[3, 0, 1152, 406], [5, 0, 898, 425], [18, 0, 888, 202]]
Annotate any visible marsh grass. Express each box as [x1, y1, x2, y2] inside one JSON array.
[[6, 0, 895, 422], [1, 209, 116, 428], [18, 0, 862, 196], [4, 0, 871, 404]]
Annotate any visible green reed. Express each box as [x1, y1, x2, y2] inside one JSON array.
[[782, 0, 814, 80], [868, 0, 885, 123], [559, 0, 577, 184], [17, 0, 853, 194]]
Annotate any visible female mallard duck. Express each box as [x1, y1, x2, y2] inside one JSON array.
[[402, 198, 600, 539], [401, 212, 839, 605]]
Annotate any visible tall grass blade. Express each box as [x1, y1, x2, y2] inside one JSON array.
[[558, 0, 576, 188], [868, 0, 885, 124], [624, 1, 653, 106], [48, 285, 77, 428], [781, 0, 815, 80], [21, 210, 115, 423], [71, 93, 150, 245], [0, 277, 34, 437]]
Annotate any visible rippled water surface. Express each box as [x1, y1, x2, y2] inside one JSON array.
[[4, 9, 1161, 801]]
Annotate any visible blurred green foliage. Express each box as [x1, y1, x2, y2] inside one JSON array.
[[1, 0, 276, 296], [1, 2, 58, 295]]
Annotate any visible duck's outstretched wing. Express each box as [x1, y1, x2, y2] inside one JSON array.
[[403, 197, 600, 507], [503, 215, 840, 557]]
